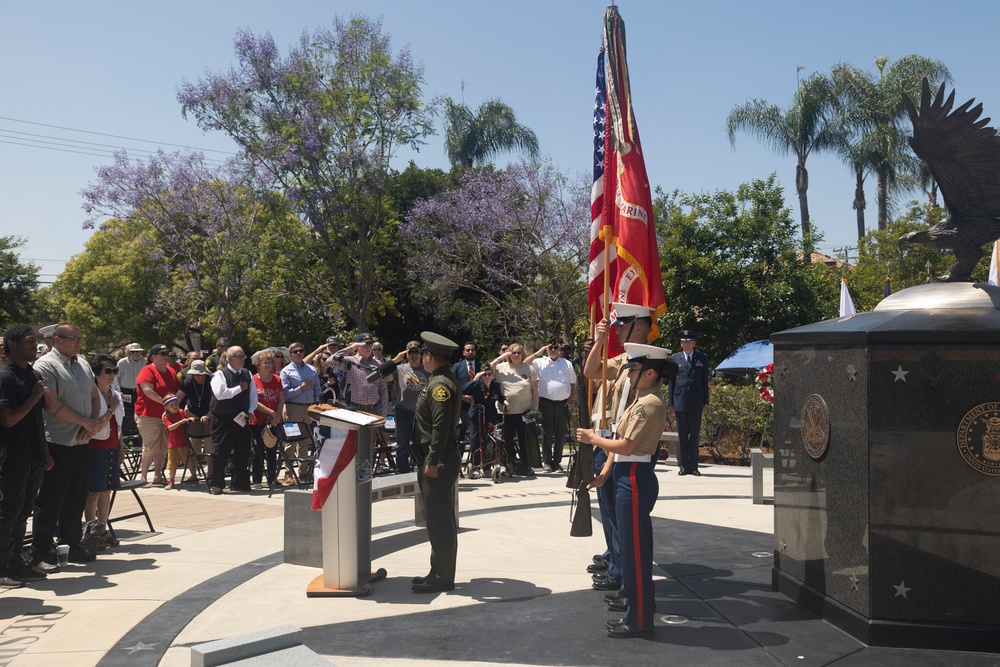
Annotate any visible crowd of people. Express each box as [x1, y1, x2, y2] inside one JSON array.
[[0, 312, 712, 640], [0, 322, 587, 590]]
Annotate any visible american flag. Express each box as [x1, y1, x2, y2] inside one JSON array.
[[588, 7, 666, 344], [588, 49, 614, 324]]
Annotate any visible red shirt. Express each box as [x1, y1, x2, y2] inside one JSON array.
[[162, 410, 190, 449], [88, 414, 120, 451], [252, 374, 282, 425], [135, 364, 180, 419]]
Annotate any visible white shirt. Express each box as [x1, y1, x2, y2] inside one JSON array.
[[532, 356, 576, 402], [210, 364, 259, 414]]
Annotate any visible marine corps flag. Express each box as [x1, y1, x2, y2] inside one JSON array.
[[588, 5, 666, 350]]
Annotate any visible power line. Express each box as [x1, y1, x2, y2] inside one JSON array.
[[0, 115, 238, 156], [0, 136, 228, 166], [0, 128, 229, 164]]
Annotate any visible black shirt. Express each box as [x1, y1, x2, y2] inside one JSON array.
[[178, 376, 212, 417], [0, 359, 46, 463]]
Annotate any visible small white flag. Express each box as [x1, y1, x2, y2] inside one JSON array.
[[839, 278, 857, 317], [989, 240, 999, 286]]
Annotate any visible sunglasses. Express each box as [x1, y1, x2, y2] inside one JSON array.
[[407, 349, 420, 354], [102, 367, 118, 375], [290, 349, 304, 354], [510, 350, 523, 355], [156, 351, 171, 356], [57, 335, 84, 343], [500, 347, 509, 352]]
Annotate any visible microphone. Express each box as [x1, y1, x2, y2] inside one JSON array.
[[367, 360, 396, 383]]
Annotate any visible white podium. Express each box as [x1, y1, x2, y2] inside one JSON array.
[[306, 406, 387, 597]]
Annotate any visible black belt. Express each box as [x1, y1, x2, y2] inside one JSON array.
[[539, 397, 568, 403]]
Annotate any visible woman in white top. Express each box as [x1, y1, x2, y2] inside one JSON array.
[[490, 343, 539, 476], [85, 354, 125, 550]]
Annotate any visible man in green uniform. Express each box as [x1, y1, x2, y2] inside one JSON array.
[[411, 331, 461, 593]]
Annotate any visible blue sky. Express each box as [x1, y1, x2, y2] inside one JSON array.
[[2, 0, 998, 286]]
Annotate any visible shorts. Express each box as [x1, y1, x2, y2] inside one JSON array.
[[167, 447, 197, 470], [87, 446, 122, 492]]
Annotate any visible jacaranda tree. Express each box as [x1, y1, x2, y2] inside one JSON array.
[[404, 158, 589, 347], [177, 15, 437, 332]]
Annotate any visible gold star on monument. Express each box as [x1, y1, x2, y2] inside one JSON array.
[[891, 365, 909, 382], [893, 581, 911, 598], [850, 574, 860, 591], [846, 365, 857, 382]]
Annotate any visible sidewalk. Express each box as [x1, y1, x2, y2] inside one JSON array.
[[2, 465, 996, 666]]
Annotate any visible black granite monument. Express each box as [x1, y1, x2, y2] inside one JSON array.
[[771, 282, 1000, 652]]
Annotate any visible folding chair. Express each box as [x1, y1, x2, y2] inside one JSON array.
[[269, 422, 316, 498], [108, 458, 155, 539], [179, 422, 211, 486]]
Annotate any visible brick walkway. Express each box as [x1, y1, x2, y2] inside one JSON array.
[[110, 485, 285, 533]]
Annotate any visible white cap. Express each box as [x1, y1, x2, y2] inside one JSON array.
[[622, 343, 672, 370], [610, 302, 654, 325], [38, 324, 56, 338], [126, 343, 144, 352]]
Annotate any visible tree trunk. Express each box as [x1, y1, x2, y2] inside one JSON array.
[[877, 169, 888, 231], [796, 163, 812, 263], [853, 171, 866, 240]]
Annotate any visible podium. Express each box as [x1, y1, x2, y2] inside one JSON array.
[[306, 406, 388, 597]]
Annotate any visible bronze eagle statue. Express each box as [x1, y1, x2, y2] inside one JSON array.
[[898, 79, 1000, 282]]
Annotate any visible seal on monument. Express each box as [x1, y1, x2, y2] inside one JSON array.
[[800, 393, 830, 461], [956, 402, 1000, 476]]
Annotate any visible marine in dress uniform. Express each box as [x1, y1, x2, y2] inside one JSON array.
[[581, 302, 655, 593], [668, 330, 710, 475], [578, 343, 676, 638], [411, 332, 462, 593]]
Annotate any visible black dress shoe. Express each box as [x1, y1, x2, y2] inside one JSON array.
[[607, 597, 628, 612], [593, 554, 607, 564], [68, 548, 96, 564], [411, 580, 455, 593], [587, 561, 608, 573], [606, 617, 626, 630], [691, 470, 702, 476], [592, 577, 622, 591], [678, 470, 689, 476], [411, 573, 432, 585], [607, 624, 653, 638], [604, 589, 626, 602], [208, 486, 224, 495]]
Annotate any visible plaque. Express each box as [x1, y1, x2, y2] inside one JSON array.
[[956, 402, 1000, 476], [800, 393, 830, 460]]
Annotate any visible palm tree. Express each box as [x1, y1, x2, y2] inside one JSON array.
[[726, 73, 841, 261], [831, 56, 950, 232], [443, 97, 540, 169]]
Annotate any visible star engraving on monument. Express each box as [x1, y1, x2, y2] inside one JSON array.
[[893, 581, 911, 598], [846, 365, 857, 382], [849, 573, 860, 591], [124, 642, 159, 654], [891, 365, 909, 382]]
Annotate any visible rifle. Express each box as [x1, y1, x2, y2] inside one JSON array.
[[570, 480, 593, 537]]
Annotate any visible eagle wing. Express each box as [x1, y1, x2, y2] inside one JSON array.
[[905, 79, 1000, 220]]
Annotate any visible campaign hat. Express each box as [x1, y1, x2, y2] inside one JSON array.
[[419, 331, 459, 357]]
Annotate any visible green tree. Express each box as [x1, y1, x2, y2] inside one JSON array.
[[726, 73, 841, 261], [178, 16, 437, 332], [847, 203, 967, 311], [443, 97, 539, 169], [831, 56, 950, 231], [50, 218, 175, 350], [655, 175, 839, 365], [0, 236, 39, 326]]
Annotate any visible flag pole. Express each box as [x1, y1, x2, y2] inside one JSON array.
[[600, 231, 611, 431]]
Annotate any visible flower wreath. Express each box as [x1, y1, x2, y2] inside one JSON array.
[[756, 362, 774, 404]]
